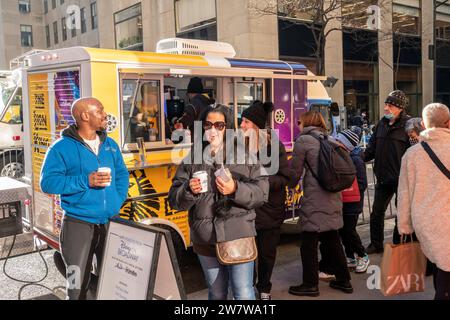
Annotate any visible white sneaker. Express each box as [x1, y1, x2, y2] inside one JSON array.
[[260, 292, 272, 301], [347, 258, 357, 268], [319, 272, 336, 282], [355, 255, 370, 273]]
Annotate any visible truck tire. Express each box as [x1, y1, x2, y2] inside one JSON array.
[[153, 224, 186, 268], [0, 152, 24, 178]]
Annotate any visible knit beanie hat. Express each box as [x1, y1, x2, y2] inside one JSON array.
[[241, 101, 274, 129], [337, 129, 360, 151], [385, 90, 408, 109], [187, 77, 204, 94]]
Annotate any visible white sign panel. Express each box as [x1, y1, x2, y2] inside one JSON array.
[[97, 221, 156, 300]]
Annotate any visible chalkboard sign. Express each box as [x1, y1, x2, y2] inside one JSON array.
[[97, 218, 186, 300]]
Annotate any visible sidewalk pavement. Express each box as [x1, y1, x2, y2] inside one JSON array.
[[188, 219, 435, 300]]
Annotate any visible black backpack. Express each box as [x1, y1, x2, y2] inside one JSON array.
[[305, 133, 356, 193]]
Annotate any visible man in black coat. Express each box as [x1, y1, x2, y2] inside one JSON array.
[[175, 77, 214, 134], [363, 90, 411, 254]]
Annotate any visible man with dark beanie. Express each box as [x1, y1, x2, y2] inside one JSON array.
[[241, 101, 292, 300], [175, 77, 214, 133], [363, 90, 411, 254]]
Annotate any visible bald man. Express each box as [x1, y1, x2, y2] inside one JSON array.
[[40, 97, 129, 300]]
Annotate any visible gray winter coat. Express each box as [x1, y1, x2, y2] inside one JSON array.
[[168, 154, 269, 245], [289, 127, 343, 232]]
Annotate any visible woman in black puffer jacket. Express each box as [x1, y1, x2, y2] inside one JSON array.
[[168, 105, 268, 301]]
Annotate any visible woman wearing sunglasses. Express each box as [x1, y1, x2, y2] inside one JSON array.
[[168, 104, 269, 300]]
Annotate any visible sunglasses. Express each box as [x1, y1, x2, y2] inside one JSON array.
[[203, 121, 226, 131]]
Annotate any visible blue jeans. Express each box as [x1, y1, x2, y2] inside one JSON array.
[[197, 255, 256, 300]]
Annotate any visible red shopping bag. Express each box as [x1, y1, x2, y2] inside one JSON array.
[[380, 239, 427, 297]]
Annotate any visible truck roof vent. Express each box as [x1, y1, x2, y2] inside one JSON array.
[[156, 38, 236, 58]]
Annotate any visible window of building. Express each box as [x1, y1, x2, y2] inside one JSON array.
[[62, 17, 67, 41], [395, 65, 422, 117], [18, 0, 31, 13], [52, 0, 56, 10], [277, 0, 316, 21], [45, 25, 50, 47], [175, 0, 217, 41], [53, 21, 58, 45], [436, 2, 450, 40], [341, 0, 379, 30], [44, 0, 48, 14], [114, 4, 143, 51], [91, 2, 98, 30], [81, 7, 87, 33], [20, 25, 33, 47], [70, 12, 77, 37], [393, 2, 420, 36], [344, 62, 379, 124]]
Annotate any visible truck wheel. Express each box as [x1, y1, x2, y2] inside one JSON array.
[[0, 152, 24, 178], [153, 224, 186, 268]]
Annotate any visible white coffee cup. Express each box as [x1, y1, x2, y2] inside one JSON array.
[[98, 167, 112, 187], [192, 171, 208, 194]]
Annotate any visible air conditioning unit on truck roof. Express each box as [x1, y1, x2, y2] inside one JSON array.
[[156, 38, 236, 58]]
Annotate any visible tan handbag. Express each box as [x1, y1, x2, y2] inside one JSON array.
[[216, 237, 258, 266]]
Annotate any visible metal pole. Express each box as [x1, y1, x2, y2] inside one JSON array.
[[434, 0, 437, 102], [434, 0, 450, 101]]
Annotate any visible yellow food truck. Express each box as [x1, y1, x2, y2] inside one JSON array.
[[21, 39, 330, 264]]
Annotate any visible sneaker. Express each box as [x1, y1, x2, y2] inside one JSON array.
[[355, 255, 370, 273], [329, 280, 354, 294], [260, 293, 272, 301], [289, 284, 320, 297], [366, 244, 384, 255], [347, 258, 357, 268], [319, 272, 336, 282]]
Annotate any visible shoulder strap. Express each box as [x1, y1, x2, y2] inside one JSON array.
[[421, 142, 450, 180]]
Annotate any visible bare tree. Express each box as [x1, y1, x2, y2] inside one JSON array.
[[249, 0, 347, 75]]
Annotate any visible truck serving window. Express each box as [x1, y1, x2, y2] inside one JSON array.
[[122, 79, 163, 145]]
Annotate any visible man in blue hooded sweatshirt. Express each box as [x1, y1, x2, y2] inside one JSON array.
[[40, 97, 129, 300]]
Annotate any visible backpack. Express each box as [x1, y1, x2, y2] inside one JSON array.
[[305, 132, 357, 193]]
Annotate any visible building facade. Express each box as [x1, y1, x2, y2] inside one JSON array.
[[0, 0, 448, 120], [0, 0, 99, 69], [41, 0, 99, 49], [0, 0, 45, 69], [96, 0, 450, 121]]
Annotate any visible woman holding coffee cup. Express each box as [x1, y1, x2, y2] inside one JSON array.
[[169, 105, 269, 300]]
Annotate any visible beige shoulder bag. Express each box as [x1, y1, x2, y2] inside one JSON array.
[[216, 237, 258, 266]]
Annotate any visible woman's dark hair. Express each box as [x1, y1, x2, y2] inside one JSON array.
[[198, 104, 234, 154]]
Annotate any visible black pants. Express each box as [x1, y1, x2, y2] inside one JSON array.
[[433, 266, 450, 300], [370, 183, 401, 248], [255, 228, 280, 294], [60, 215, 107, 300], [301, 230, 351, 287], [339, 215, 366, 259]]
